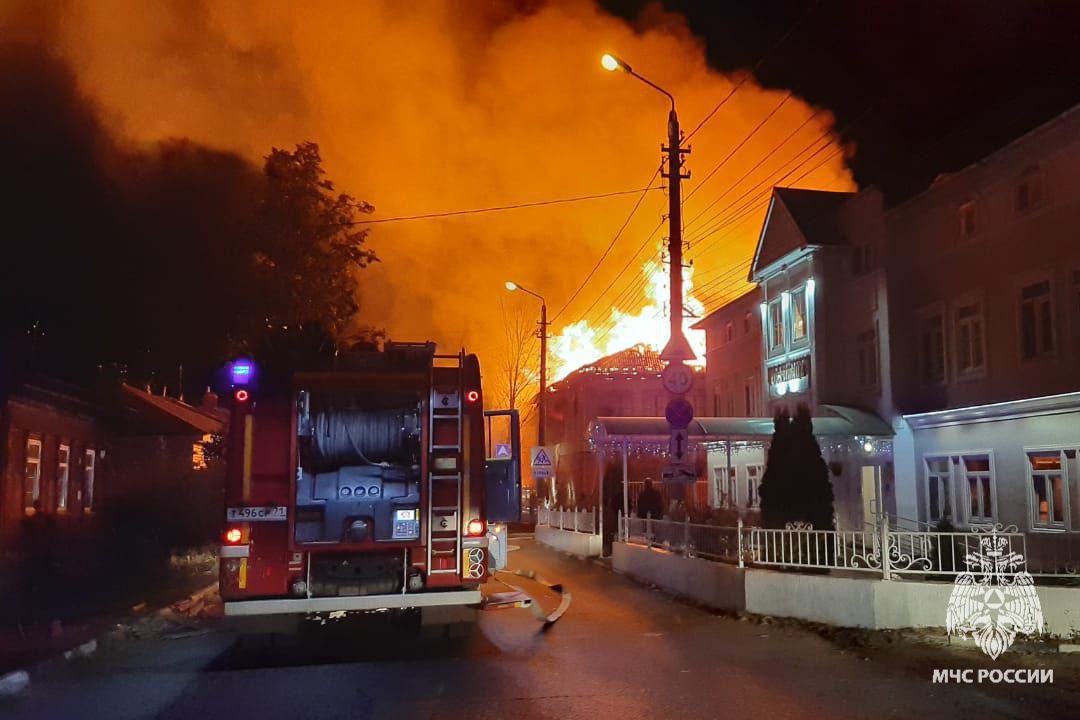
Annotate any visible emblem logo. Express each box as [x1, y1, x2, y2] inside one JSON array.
[[946, 526, 1043, 660]]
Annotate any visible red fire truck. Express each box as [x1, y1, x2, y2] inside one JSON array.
[[218, 342, 521, 629]]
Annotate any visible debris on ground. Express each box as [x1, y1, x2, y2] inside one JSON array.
[[107, 583, 222, 643]]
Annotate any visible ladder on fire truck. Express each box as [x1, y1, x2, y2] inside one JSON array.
[[427, 351, 465, 576]]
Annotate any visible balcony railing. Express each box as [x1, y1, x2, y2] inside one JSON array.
[[537, 506, 597, 535]]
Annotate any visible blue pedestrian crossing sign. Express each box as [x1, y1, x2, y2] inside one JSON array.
[[494, 443, 512, 459], [530, 446, 554, 479]]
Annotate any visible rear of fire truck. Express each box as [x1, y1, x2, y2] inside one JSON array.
[[218, 342, 521, 630]]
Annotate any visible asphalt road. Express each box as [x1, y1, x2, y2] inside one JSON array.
[[3, 538, 1078, 720]]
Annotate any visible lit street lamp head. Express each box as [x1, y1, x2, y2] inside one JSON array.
[[601, 53, 630, 73], [505, 281, 518, 291]]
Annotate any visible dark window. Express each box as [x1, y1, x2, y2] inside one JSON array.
[[1020, 280, 1053, 359], [921, 313, 945, 384], [959, 201, 977, 239]]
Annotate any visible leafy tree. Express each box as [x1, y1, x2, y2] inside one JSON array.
[[759, 407, 794, 529], [253, 142, 378, 339]]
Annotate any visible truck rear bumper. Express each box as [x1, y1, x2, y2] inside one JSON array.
[[224, 589, 482, 617]]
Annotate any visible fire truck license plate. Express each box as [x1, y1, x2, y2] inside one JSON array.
[[227, 506, 287, 522]]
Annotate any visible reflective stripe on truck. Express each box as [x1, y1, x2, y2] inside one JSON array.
[[224, 589, 482, 616]]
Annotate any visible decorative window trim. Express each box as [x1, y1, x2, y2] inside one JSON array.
[[24, 436, 43, 513], [1017, 276, 1056, 363], [57, 443, 70, 513], [1023, 445, 1074, 533], [923, 455, 953, 524], [84, 448, 96, 512], [956, 451, 997, 526], [953, 296, 988, 381], [917, 303, 948, 386]]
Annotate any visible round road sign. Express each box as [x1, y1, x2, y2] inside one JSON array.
[[661, 362, 695, 395], [665, 397, 694, 429]]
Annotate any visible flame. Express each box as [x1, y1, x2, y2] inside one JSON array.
[[4, 0, 856, 412], [550, 243, 706, 380]]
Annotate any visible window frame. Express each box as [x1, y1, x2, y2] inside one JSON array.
[[56, 443, 70, 513], [789, 286, 809, 346], [1015, 166, 1046, 215], [856, 326, 879, 390], [1024, 446, 1073, 532], [24, 436, 43, 513], [954, 297, 988, 379], [1018, 278, 1055, 362], [918, 305, 947, 386], [958, 451, 996, 525], [746, 465, 763, 508], [958, 200, 978, 241], [767, 298, 784, 353], [84, 448, 96, 512], [924, 455, 953, 524]]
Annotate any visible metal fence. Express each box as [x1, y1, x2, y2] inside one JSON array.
[[617, 514, 1077, 580], [538, 506, 598, 534]]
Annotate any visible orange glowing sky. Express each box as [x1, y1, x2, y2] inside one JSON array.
[[6, 0, 854, 398]]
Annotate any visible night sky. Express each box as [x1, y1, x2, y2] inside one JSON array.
[[605, 0, 1080, 201]]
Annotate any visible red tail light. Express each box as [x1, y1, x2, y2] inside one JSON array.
[[465, 390, 479, 403], [225, 527, 243, 544], [466, 518, 485, 536]]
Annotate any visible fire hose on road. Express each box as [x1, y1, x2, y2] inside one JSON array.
[[483, 568, 572, 629]]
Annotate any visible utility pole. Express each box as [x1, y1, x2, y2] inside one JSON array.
[[538, 301, 548, 446], [660, 107, 694, 362]]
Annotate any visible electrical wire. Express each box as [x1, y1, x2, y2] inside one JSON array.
[[346, 186, 663, 225]]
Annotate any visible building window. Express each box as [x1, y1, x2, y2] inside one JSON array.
[[24, 437, 42, 513], [722, 467, 738, 509], [920, 312, 946, 384], [84, 449, 96, 511], [926, 457, 952, 523], [743, 381, 752, 415], [746, 465, 762, 508], [1019, 280, 1054, 359], [768, 299, 784, 351], [1028, 451, 1068, 530], [852, 242, 874, 276], [1015, 166, 1046, 214], [961, 454, 994, 523], [57, 444, 70, 512], [725, 322, 734, 343], [856, 328, 878, 388], [790, 287, 808, 342], [743, 312, 752, 335], [958, 201, 977, 240], [955, 301, 986, 376]]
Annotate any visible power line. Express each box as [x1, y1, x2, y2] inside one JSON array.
[[346, 185, 663, 225], [683, 92, 793, 205], [551, 162, 664, 322], [683, 109, 821, 234], [683, 0, 821, 143]]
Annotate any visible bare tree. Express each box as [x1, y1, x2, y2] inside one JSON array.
[[493, 295, 539, 411]]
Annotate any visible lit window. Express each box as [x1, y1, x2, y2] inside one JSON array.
[[926, 457, 952, 523], [961, 454, 994, 523], [790, 287, 808, 342], [768, 299, 784, 351], [955, 301, 986, 375], [920, 312, 946, 384], [57, 444, 70, 512], [24, 437, 42, 513], [192, 433, 212, 471], [1019, 280, 1054, 360], [1028, 451, 1067, 530], [856, 328, 878, 388], [1015, 166, 1046, 214], [715, 466, 737, 509], [746, 465, 763, 508], [84, 449, 96, 511], [958, 201, 977, 239]]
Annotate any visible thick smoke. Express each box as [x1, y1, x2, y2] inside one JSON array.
[[4, 0, 853, 388]]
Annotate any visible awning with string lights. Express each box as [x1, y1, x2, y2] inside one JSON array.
[[588, 404, 893, 451]]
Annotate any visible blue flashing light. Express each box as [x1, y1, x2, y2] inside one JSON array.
[[230, 359, 255, 386]]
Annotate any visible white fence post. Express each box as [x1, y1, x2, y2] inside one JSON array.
[[737, 517, 745, 568], [574, 507, 579, 533], [683, 514, 690, 553], [880, 515, 891, 581]]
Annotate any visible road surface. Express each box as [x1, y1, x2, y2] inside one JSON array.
[[3, 538, 1077, 719]]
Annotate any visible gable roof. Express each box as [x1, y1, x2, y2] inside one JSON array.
[[750, 187, 855, 281], [117, 384, 226, 435]]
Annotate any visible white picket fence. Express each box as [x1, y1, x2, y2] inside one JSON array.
[[537, 506, 598, 535], [619, 514, 1077, 580]]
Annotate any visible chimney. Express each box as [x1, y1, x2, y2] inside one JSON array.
[[201, 387, 219, 410]]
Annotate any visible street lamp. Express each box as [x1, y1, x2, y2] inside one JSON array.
[[505, 280, 548, 446], [600, 53, 693, 362]]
